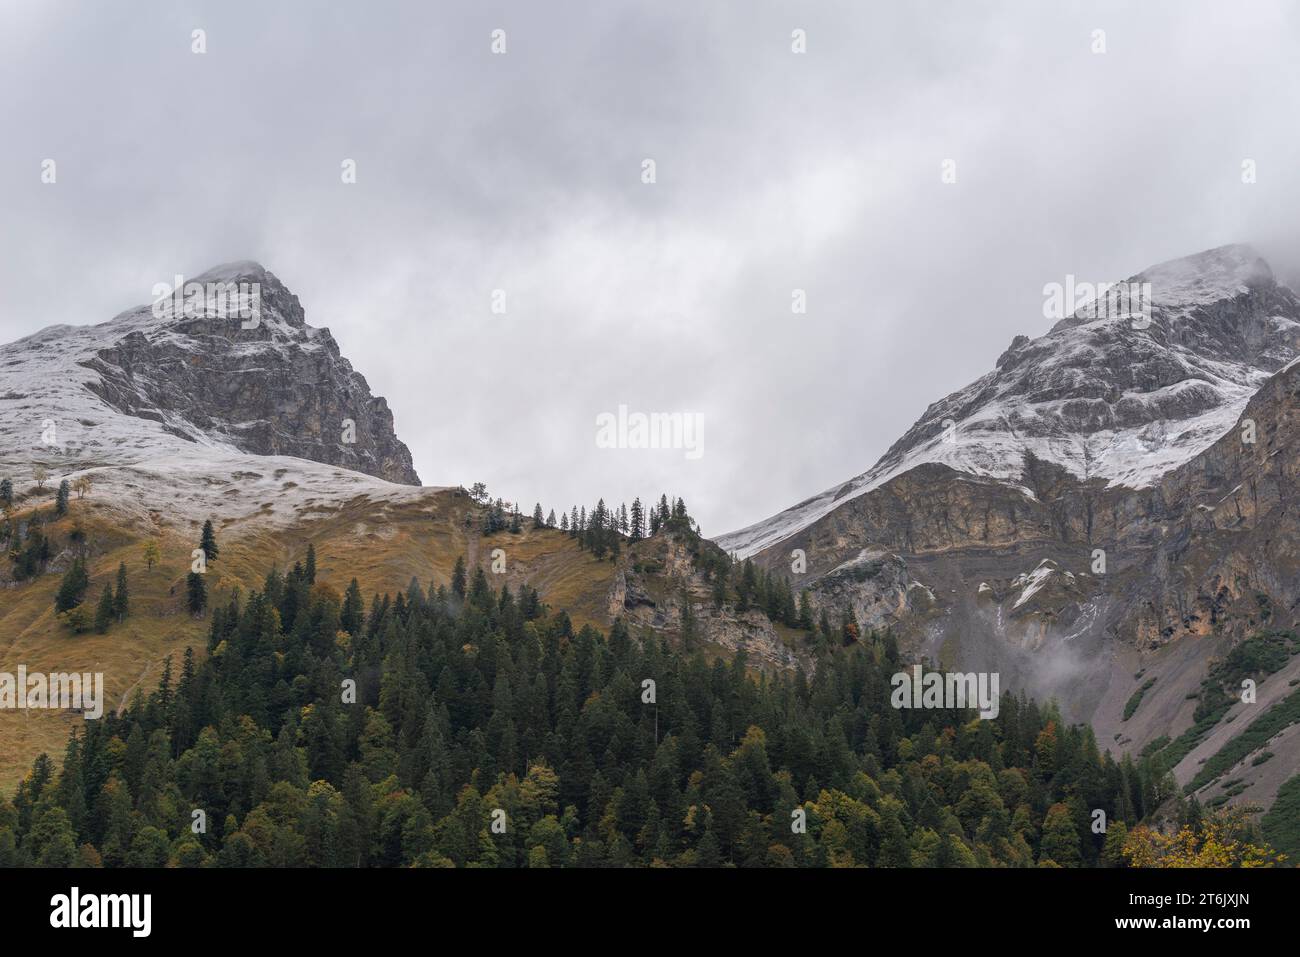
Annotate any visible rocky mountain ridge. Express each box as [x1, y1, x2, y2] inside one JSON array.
[[0, 262, 419, 486], [719, 244, 1300, 559]]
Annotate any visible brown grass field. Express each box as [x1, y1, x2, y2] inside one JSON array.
[[1, 487, 625, 794]]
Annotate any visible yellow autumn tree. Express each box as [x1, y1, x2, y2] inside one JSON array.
[[1122, 806, 1285, 868]]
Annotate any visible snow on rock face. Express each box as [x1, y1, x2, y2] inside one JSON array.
[[717, 244, 1300, 559], [1011, 559, 1074, 610], [0, 262, 420, 488]]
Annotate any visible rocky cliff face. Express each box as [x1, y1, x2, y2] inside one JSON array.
[[715, 244, 1300, 812], [0, 262, 419, 485], [609, 531, 802, 671]]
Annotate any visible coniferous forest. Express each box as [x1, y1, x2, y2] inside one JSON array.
[[6, 538, 1278, 869]]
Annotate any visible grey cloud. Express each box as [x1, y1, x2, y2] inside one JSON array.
[[1, 0, 1297, 535]]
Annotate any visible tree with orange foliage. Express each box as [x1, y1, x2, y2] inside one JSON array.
[[1122, 806, 1285, 868]]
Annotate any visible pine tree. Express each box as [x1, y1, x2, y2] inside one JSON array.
[[55, 479, 70, 516], [630, 498, 644, 541], [736, 560, 756, 612], [798, 590, 814, 630], [546, 509, 556, 528], [305, 543, 317, 584], [1040, 802, 1081, 865], [0, 477, 12, 508], [590, 499, 608, 558], [1100, 821, 1128, 868], [560, 512, 569, 532], [712, 572, 728, 608], [199, 519, 219, 563], [533, 504, 545, 529], [342, 578, 365, 635], [186, 571, 207, 616], [62, 605, 91, 634], [54, 558, 89, 613], [451, 556, 467, 598], [113, 562, 129, 621], [94, 583, 115, 633]]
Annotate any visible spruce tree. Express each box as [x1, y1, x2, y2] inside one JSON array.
[[1040, 803, 1082, 865], [305, 542, 317, 584], [533, 504, 545, 529], [55, 479, 70, 516], [94, 583, 115, 633], [0, 477, 12, 508], [798, 590, 814, 630], [451, 556, 467, 598], [737, 560, 756, 612], [54, 558, 89, 613], [630, 498, 644, 541], [199, 519, 219, 563], [342, 578, 365, 635], [712, 572, 728, 608], [113, 562, 129, 621], [186, 571, 207, 616]]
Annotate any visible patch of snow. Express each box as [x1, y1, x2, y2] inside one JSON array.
[[1012, 560, 1060, 609]]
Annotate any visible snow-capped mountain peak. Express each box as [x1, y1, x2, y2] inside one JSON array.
[[717, 244, 1300, 558], [0, 263, 419, 487]]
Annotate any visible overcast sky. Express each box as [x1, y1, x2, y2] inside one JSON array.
[[2, 0, 1299, 536]]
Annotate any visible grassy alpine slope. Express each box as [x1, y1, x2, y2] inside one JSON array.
[[0, 480, 619, 792]]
